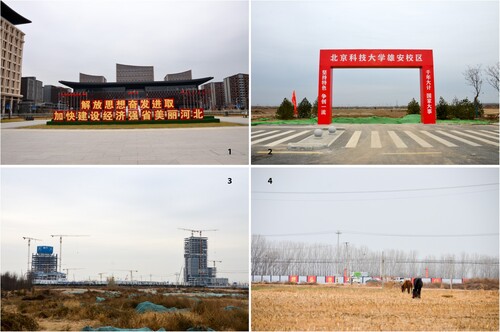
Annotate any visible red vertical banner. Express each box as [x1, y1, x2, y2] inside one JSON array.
[[292, 90, 297, 116], [344, 268, 348, 284], [318, 66, 332, 124], [420, 65, 436, 124], [289, 275, 298, 283], [425, 268, 429, 278]]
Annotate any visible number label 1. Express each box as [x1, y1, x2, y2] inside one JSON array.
[[228, 148, 232, 155]]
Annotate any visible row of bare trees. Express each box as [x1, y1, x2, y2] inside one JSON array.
[[252, 235, 499, 279]]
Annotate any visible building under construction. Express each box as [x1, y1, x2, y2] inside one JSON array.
[[183, 235, 228, 286], [30, 246, 66, 280]]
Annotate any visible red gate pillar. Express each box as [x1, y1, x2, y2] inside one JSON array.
[[420, 65, 436, 124], [318, 64, 332, 125]]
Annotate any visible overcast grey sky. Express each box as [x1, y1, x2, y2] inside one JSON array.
[[1, 167, 249, 283], [10, 0, 248, 86], [252, 168, 499, 258], [252, 0, 499, 106]]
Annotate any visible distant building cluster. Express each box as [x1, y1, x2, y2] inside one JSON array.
[[2, 1, 249, 115]]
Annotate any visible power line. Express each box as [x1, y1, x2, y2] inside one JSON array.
[[253, 182, 498, 195], [259, 230, 499, 238]]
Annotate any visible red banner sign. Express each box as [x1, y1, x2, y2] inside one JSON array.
[[318, 49, 435, 125], [307, 275, 317, 283], [289, 275, 298, 283], [53, 98, 202, 122]]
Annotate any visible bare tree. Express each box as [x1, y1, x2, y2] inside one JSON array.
[[485, 62, 499, 92], [463, 65, 483, 117]]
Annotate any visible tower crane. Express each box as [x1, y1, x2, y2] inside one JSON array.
[[97, 272, 106, 282], [178, 228, 218, 237], [209, 260, 222, 268], [22, 236, 42, 274], [63, 268, 84, 281], [117, 269, 138, 281], [50, 234, 90, 272]]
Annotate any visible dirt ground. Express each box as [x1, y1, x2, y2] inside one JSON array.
[[251, 106, 500, 120], [251, 284, 499, 331], [1, 287, 249, 331]]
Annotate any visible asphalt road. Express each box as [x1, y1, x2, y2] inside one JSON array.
[[1, 119, 248, 165], [251, 123, 499, 165]]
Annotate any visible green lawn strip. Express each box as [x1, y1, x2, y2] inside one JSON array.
[[252, 114, 493, 125], [24, 122, 243, 129]]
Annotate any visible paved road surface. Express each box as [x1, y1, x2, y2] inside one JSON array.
[[1, 120, 248, 165], [251, 123, 499, 165]]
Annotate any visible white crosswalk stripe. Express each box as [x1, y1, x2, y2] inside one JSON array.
[[371, 131, 382, 148], [436, 130, 481, 146], [345, 131, 362, 148], [469, 130, 499, 140], [251, 128, 499, 150], [251, 130, 295, 145], [420, 131, 457, 147], [265, 130, 311, 147], [404, 131, 433, 148], [251, 130, 279, 139], [387, 131, 407, 148], [451, 130, 499, 147]]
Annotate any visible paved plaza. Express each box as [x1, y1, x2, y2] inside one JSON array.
[[251, 123, 499, 165], [1, 119, 248, 165]]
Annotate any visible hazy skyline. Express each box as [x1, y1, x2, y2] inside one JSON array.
[[1, 167, 249, 283], [252, 0, 499, 106], [9, 0, 248, 86], [252, 168, 499, 259]]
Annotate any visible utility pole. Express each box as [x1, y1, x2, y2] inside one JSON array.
[[336, 231, 341, 275], [98, 273, 106, 282], [381, 251, 385, 289], [343, 241, 349, 284]]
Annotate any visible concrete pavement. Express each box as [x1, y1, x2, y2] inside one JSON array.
[[1, 123, 248, 165], [251, 123, 499, 165]]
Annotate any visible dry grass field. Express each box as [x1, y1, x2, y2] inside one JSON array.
[[1, 287, 248, 331], [251, 284, 498, 331]]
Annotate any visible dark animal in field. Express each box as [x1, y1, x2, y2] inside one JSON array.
[[412, 278, 423, 299], [401, 280, 413, 294]]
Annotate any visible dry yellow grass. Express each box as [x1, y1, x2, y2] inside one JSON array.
[[251, 284, 499, 331]]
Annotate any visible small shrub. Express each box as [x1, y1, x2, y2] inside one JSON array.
[[297, 98, 312, 118], [1, 310, 39, 331], [276, 98, 294, 120], [436, 96, 449, 120], [448, 97, 477, 120], [407, 98, 420, 115]]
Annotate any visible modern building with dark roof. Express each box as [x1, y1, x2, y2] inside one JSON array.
[[80, 72, 107, 83], [1, 1, 31, 116], [164, 69, 192, 81], [116, 63, 154, 83], [59, 77, 213, 110]]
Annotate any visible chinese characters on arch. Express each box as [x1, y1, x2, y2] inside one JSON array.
[[52, 98, 205, 122], [318, 49, 435, 125]]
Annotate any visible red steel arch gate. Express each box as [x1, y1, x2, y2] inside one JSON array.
[[318, 49, 436, 124]]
